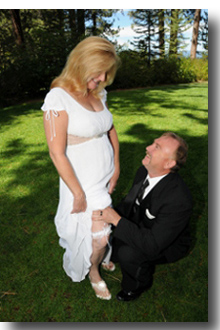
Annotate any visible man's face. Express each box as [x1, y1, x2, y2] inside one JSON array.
[[142, 135, 179, 177]]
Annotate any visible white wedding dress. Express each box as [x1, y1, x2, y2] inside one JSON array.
[[41, 87, 114, 282]]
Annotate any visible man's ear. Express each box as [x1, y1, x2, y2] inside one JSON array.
[[165, 159, 176, 170]]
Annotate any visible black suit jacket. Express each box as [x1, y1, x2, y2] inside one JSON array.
[[114, 166, 193, 263]]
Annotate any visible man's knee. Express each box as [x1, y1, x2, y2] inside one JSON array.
[[117, 244, 142, 266]]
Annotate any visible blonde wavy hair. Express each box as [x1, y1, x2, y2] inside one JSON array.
[[50, 36, 120, 97]]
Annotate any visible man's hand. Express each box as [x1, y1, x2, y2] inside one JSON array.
[[92, 206, 121, 227]]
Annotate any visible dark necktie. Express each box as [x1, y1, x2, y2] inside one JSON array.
[[136, 179, 149, 205]]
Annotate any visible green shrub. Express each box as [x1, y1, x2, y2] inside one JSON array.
[[112, 53, 208, 90], [190, 58, 208, 81], [113, 50, 148, 89]]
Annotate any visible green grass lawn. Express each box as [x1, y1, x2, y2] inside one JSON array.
[[0, 82, 208, 322]]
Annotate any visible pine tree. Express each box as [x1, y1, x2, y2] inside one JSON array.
[[158, 9, 166, 58], [199, 10, 208, 54], [129, 9, 158, 66], [167, 9, 192, 57], [86, 9, 119, 38]]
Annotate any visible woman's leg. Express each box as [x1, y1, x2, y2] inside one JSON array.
[[89, 221, 112, 299]]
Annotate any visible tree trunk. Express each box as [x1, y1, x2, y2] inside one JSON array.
[[190, 9, 201, 59], [10, 9, 25, 46], [69, 9, 77, 43], [147, 14, 151, 66], [169, 9, 179, 56], [77, 9, 85, 39], [158, 10, 165, 57], [92, 10, 97, 35]]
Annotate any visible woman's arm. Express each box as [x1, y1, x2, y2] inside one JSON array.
[[43, 110, 87, 213], [108, 124, 120, 194]]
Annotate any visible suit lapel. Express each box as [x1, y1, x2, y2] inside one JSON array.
[[148, 173, 173, 198], [122, 181, 142, 215], [122, 169, 147, 216], [140, 173, 174, 208]]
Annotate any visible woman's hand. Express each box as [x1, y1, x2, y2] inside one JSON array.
[[108, 125, 120, 194], [71, 192, 87, 213], [108, 166, 120, 194]]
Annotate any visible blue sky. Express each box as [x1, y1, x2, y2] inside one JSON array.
[[109, 9, 208, 54]]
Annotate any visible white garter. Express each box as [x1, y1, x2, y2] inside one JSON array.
[[92, 224, 112, 239], [92, 224, 112, 248]]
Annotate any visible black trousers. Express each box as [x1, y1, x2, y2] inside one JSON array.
[[111, 238, 168, 292]]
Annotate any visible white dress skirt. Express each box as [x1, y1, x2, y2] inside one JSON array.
[[41, 87, 115, 282]]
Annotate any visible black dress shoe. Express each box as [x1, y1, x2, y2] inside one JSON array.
[[116, 288, 145, 302]]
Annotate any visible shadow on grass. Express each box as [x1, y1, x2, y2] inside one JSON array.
[[0, 100, 43, 132], [1, 137, 57, 252], [108, 83, 208, 117]]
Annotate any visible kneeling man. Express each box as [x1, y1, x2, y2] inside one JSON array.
[[92, 132, 192, 301]]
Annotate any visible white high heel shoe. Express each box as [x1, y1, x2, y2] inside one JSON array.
[[89, 277, 111, 300], [101, 261, 116, 272]]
